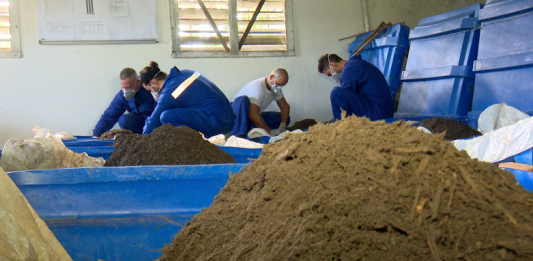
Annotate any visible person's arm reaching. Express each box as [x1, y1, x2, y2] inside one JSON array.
[[93, 91, 127, 137], [276, 97, 290, 131], [249, 103, 271, 133]]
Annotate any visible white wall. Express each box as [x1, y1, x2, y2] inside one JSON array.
[[0, 0, 483, 146]]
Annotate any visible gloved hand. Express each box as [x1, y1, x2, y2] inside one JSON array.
[[279, 122, 287, 133], [270, 129, 281, 136]]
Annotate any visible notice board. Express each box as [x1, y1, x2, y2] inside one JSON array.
[[37, 0, 157, 44]]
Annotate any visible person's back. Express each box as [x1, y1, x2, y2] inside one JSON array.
[[341, 55, 394, 119], [143, 67, 235, 137]]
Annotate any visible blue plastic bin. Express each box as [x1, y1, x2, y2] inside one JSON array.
[[470, 0, 533, 116], [397, 4, 482, 117], [68, 146, 263, 163], [62, 137, 114, 147], [500, 168, 533, 192], [348, 24, 410, 98], [8, 164, 246, 261], [514, 148, 533, 165]]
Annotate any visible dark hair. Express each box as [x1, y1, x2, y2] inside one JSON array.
[[119, 68, 137, 80], [317, 54, 342, 73], [140, 61, 166, 85]]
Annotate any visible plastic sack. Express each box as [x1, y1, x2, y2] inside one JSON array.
[[478, 103, 530, 134], [223, 136, 264, 149], [247, 128, 271, 139], [0, 136, 105, 172], [207, 134, 226, 145], [453, 116, 533, 163], [32, 126, 76, 140], [269, 129, 303, 143], [0, 166, 72, 261]]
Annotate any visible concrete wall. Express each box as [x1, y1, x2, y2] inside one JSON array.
[[0, 0, 484, 147]]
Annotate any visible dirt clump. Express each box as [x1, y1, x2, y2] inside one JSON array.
[[98, 129, 134, 140], [104, 124, 236, 166], [287, 119, 318, 131], [160, 116, 533, 261], [420, 117, 482, 141]]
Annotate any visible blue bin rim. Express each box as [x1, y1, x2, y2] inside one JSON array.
[[8, 164, 248, 186]]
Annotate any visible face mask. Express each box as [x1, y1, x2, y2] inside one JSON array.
[[330, 72, 341, 84], [151, 92, 160, 102], [123, 89, 137, 100], [271, 84, 282, 94]]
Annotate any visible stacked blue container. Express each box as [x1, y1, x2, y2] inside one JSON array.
[[397, 4, 483, 117], [469, 0, 533, 117], [347, 24, 410, 98]]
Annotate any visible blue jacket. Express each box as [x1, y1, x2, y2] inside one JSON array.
[[143, 67, 235, 135], [93, 88, 155, 136], [340, 55, 394, 118]]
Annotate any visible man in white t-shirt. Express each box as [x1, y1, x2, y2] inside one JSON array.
[[231, 68, 291, 137]]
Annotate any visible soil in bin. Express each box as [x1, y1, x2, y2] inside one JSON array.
[[287, 119, 318, 131], [104, 124, 236, 166], [420, 117, 482, 141], [160, 116, 533, 261], [98, 129, 134, 140]]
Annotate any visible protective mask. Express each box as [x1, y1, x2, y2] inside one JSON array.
[[271, 84, 282, 94], [330, 72, 341, 84], [123, 89, 137, 100], [151, 92, 160, 102]]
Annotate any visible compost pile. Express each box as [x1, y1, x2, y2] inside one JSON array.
[[104, 124, 236, 166], [161, 116, 533, 261], [420, 117, 482, 141], [287, 119, 318, 131], [98, 129, 134, 140]]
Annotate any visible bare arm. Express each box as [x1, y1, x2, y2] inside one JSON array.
[[276, 97, 290, 125], [249, 103, 271, 133]]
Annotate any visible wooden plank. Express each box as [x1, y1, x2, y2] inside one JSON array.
[[239, 0, 265, 49], [182, 33, 285, 45], [196, 0, 230, 52], [178, 1, 283, 9]]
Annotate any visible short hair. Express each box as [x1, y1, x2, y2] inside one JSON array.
[[272, 68, 289, 81], [120, 68, 137, 80], [318, 53, 342, 73]]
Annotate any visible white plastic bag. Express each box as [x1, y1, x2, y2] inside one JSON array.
[[223, 136, 264, 149], [477, 103, 530, 134], [269, 129, 303, 143], [207, 134, 226, 145], [453, 116, 533, 163], [247, 128, 271, 139], [0, 136, 105, 172], [32, 126, 76, 140]]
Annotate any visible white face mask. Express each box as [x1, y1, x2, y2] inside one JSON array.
[[122, 89, 137, 100], [330, 72, 341, 84], [271, 84, 282, 94], [151, 92, 160, 102]]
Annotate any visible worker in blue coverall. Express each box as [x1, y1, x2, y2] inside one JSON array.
[[231, 68, 291, 138], [92, 68, 155, 137], [318, 53, 394, 121], [141, 63, 235, 138]]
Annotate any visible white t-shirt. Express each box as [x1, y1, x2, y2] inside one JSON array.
[[233, 77, 284, 112]]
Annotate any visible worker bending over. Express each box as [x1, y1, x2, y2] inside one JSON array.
[[231, 68, 291, 137], [318, 53, 394, 121], [141, 62, 235, 138], [93, 67, 155, 137]]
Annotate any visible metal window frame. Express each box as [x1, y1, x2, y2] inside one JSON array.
[[1, 0, 21, 58], [169, 0, 294, 58]]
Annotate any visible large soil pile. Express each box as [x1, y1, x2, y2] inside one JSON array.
[[420, 117, 482, 141], [104, 124, 236, 166], [161, 116, 533, 260], [98, 129, 134, 140]]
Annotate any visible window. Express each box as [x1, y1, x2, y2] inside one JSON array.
[[0, 0, 21, 58], [170, 0, 294, 58]]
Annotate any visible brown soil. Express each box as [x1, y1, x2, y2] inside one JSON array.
[[104, 124, 236, 166], [420, 117, 482, 141], [160, 116, 533, 261], [287, 119, 318, 131], [98, 129, 134, 140]]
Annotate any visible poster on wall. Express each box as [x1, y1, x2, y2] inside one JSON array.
[[37, 0, 157, 44]]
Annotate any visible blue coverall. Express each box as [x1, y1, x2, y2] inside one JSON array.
[[143, 67, 235, 138], [93, 88, 155, 137], [231, 96, 290, 136], [331, 55, 394, 121]]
